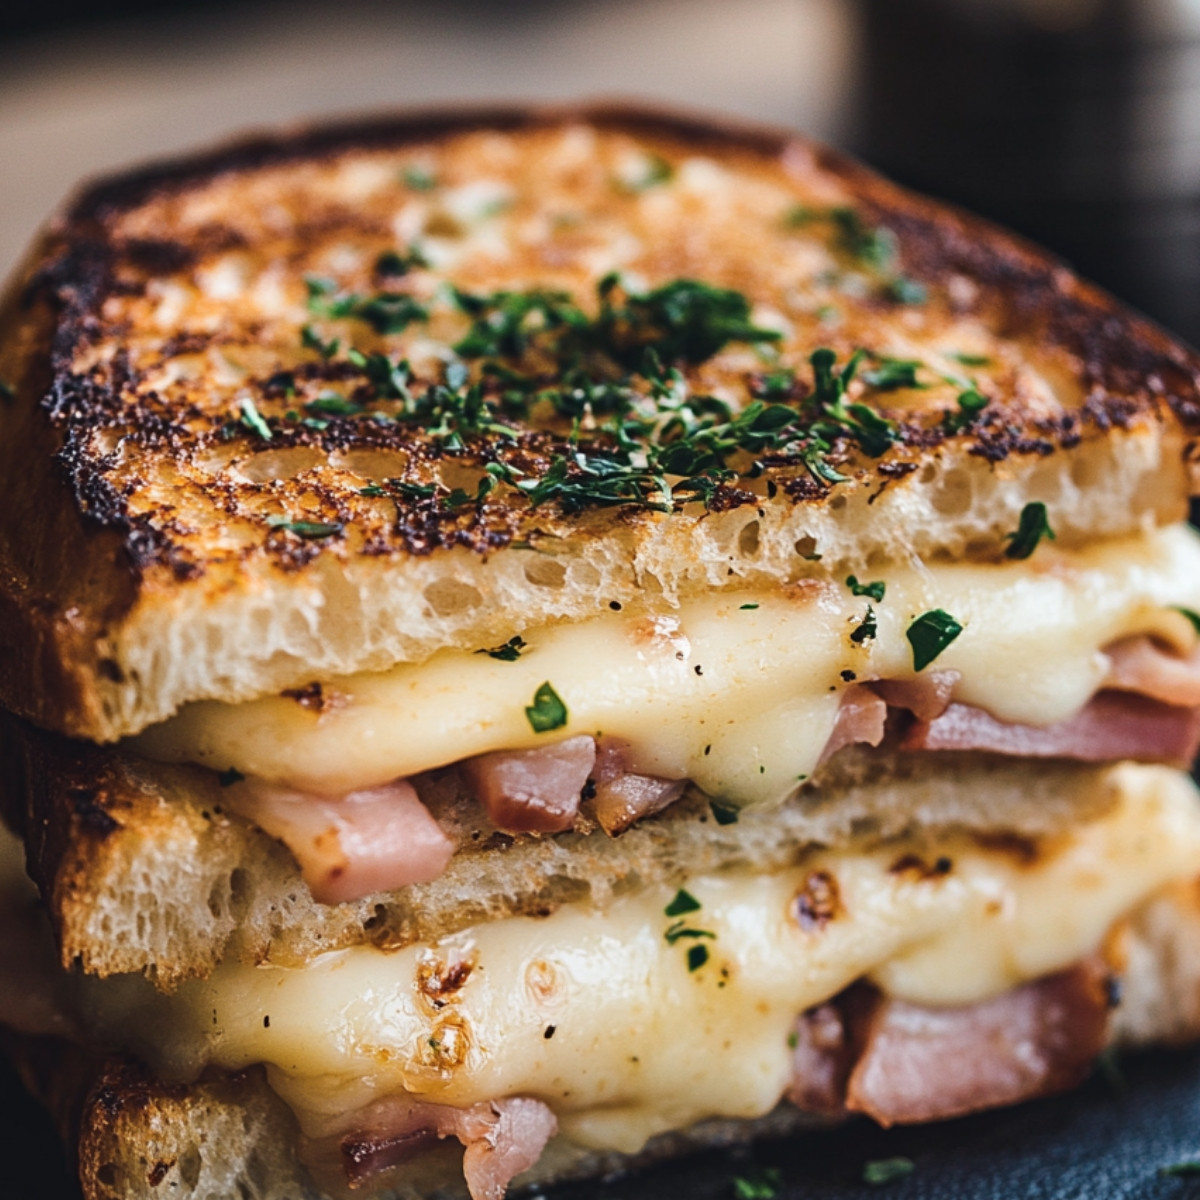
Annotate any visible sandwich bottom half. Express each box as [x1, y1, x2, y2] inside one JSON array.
[[5, 759, 1200, 1200]]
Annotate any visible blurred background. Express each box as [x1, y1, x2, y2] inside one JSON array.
[[2, 0, 1198, 342]]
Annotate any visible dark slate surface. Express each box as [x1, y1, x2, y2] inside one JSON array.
[[7, 1045, 1200, 1199]]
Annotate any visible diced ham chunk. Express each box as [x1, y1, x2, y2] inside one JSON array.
[[590, 736, 686, 835], [227, 778, 454, 905], [818, 686, 888, 765], [902, 691, 1200, 768], [331, 1095, 557, 1199], [461, 736, 596, 834], [1104, 635, 1200, 708], [869, 670, 960, 723], [788, 961, 1113, 1126]]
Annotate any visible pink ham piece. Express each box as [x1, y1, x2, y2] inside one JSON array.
[[226, 778, 454, 905], [818, 686, 888, 765], [333, 1095, 557, 1199], [461, 736, 596, 834], [590, 736, 686, 835], [845, 961, 1113, 1124], [787, 962, 1113, 1126], [903, 691, 1200, 768], [1104, 635, 1200, 708], [869, 670, 960, 723]]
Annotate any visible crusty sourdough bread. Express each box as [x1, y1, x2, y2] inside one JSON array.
[[0, 102, 1197, 743], [7, 875, 1200, 1200], [2, 714, 1125, 987]]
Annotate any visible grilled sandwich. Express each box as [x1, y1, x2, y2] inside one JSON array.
[[3, 102, 1200, 1200]]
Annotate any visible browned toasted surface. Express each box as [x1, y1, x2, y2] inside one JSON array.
[[2, 101, 1199, 741]]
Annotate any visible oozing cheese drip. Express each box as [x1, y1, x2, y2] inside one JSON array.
[[135, 526, 1200, 805], [84, 764, 1200, 1155]]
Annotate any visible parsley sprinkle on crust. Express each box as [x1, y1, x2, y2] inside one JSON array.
[[686, 944, 710, 972], [732, 1168, 782, 1200], [847, 575, 886, 601], [1174, 607, 1200, 635], [238, 397, 273, 441], [1004, 501, 1056, 560], [267, 519, 344, 540], [525, 681, 568, 733], [907, 610, 964, 671]]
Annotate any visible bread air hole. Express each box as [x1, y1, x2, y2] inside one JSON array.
[[524, 556, 567, 589], [737, 518, 761, 558], [794, 534, 819, 559], [423, 578, 483, 616], [932, 468, 973, 516]]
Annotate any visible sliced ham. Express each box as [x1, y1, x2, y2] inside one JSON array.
[[788, 962, 1113, 1126], [845, 961, 1112, 1124], [903, 691, 1200, 768], [590, 736, 686, 835], [869, 670, 960, 723], [818, 686, 888, 765], [461, 736, 596, 834], [1104, 635, 1200, 708], [330, 1094, 557, 1199], [226, 778, 454, 905]]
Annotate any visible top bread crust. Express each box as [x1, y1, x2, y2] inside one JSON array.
[[1, 100, 1199, 743]]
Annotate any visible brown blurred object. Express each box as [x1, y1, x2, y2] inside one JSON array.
[[854, 0, 1200, 346]]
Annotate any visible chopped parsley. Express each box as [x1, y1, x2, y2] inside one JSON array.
[[1174, 607, 1200, 634], [301, 324, 341, 358], [238, 397, 273, 441], [862, 1157, 915, 1186], [1160, 1160, 1200, 1177], [907, 610, 963, 671], [943, 388, 988, 433], [886, 275, 927, 305], [664, 923, 716, 946], [306, 392, 362, 417], [375, 247, 429, 277], [401, 165, 437, 191], [1004, 501, 1055, 560], [732, 1167, 782, 1200], [950, 351, 991, 367], [267, 518, 344, 539], [710, 800, 740, 826], [740, 603, 760, 610], [615, 153, 674, 193], [686, 944, 710, 972], [860, 355, 925, 392], [525, 681, 568, 733], [665, 889, 702, 917], [217, 767, 246, 788], [847, 575, 886, 601], [306, 274, 428, 334], [809, 347, 898, 457], [830, 207, 897, 270], [476, 635, 528, 662], [850, 604, 878, 645]]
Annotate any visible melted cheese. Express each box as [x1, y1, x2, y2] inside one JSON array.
[[135, 526, 1200, 804], [85, 764, 1200, 1155]]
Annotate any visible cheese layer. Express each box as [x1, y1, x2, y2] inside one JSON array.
[[84, 764, 1200, 1155], [134, 526, 1200, 805]]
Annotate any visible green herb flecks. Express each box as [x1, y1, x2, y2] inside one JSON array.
[[306, 392, 363, 417], [907, 610, 963, 671], [831, 207, 897, 270], [476, 635, 528, 662], [267, 518, 344, 539], [943, 389, 989, 433], [732, 1168, 782, 1200], [861, 355, 926, 392], [401, 165, 437, 191], [950, 352, 991, 367], [1004, 501, 1055, 560], [686, 944, 710, 971], [1174, 607, 1200, 635], [850, 604, 878, 645], [665, 922, 717, 946], [808, 348, 898, 457], [375, 247, 429, 277], [847, 575, 886, 601], [710, 800, 740, 826], [615, 152, 674, 193], [306, 274, 428, 335], [238, 397, 273, 441], [665, 889, 702, 917], [862, 1157, 915, 1186], [1160, 1159, 1200, 1177], [525, 681, 568, 733]]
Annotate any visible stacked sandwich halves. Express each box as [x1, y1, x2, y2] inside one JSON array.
[[2, 103, 1200, 1200]]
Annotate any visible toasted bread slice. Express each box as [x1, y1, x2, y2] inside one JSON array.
[[1, 102, 1197, 743], [3, 712, 1127, 987], [9, 876, 1200, 1200]]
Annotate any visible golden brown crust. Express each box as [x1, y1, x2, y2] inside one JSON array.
[[2, 100, 1199, 741]]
